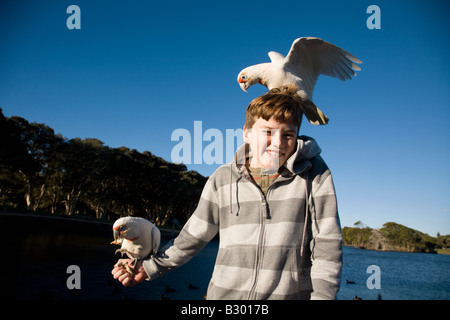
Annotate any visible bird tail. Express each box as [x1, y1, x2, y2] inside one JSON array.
[[302, 99, 329, 125]]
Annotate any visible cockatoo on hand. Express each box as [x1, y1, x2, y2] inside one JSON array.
[[111, 216, 161, 276], [237, 37, 362, 125]]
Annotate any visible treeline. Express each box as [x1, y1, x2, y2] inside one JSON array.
[[0, 109, 207, 225], [343, 221, 450, 253]]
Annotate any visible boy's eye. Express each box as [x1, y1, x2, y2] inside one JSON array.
[[285, 133, 296, 139]]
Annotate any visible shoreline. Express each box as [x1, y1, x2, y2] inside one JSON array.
[[0, 211, 179, 237], [0, 211, 112, 225], [2, 211, 447, 254], [344, 244, 450, 255]]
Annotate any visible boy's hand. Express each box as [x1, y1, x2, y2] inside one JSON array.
[[111, 259, 148, 287]]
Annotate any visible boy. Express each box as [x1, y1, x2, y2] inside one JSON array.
[[112, 85, 342, 300]]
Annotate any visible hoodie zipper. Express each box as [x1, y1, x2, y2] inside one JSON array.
[[248, 196, 268, 299], [235, 166, 278, 299], [248, 179, 278, 299]]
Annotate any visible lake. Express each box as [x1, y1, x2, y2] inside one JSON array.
[[1, 213, 449, 300]]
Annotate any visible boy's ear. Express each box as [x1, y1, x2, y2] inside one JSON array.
[[243, 125, 251, 144]]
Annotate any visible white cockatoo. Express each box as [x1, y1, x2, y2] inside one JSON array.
[[237, 37, 362, 125], [111, 216, 161, 275]]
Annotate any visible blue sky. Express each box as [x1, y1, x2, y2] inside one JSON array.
[[1, 0, 449, 235]]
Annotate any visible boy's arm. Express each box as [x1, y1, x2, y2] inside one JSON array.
[[143, 178, 220, 280], [309, 170, 343, 300]]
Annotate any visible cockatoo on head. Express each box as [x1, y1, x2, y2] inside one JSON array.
[[111, 216, 161, 275], [237, 37, 362, 125]]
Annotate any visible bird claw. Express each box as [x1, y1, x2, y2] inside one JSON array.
[[114, 248, 126, 257], [114, 260, 135, 276], [114, 249, 138, 276], [114, 248, 138, 259]]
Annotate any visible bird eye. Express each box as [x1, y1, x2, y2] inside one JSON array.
[[119, 225, 126, 232], [241, 74, 248, 81]]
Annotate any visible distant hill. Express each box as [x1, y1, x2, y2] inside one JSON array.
[[343, 222, 450, 253]]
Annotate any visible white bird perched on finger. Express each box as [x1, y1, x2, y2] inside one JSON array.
[[237, 37, 362, 125], [111, 216, 161, 275]]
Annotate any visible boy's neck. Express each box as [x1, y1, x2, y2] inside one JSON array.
[[247, 166, 281, 195], [247, 164, 283, 176]]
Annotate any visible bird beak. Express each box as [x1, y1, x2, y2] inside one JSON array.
[[110, 229, 122, 245], [239, 82, 248, 92]]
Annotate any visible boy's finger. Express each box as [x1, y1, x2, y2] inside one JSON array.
[[113, 268, 127, 279], [118, 271, 131, 282], [122, 276, 132, 287]]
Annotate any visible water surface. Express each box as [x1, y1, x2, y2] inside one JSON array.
[[2, 214, 449, 300]]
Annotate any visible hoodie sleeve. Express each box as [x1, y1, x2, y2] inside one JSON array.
[[308, 159, 343, 300], [143, 177, 220, 281]]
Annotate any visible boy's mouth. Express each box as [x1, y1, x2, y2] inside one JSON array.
[[267, 149, 284, 157]]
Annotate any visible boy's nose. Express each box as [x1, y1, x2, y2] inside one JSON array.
[[271, 130, 282, 147]]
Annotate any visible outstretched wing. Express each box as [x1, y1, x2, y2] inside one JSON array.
[[284, 37, 362, 98]]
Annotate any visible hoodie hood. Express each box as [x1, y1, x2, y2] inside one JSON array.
[[284, 135, 321, 175]]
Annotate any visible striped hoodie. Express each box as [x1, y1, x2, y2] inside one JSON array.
[[143, 136, 342, 300]]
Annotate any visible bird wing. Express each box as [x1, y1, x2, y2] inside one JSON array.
[[268, 51, 285, 63], [284, 37, 362, 98]]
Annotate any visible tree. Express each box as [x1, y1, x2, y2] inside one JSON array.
[[0, 110, 207, 224], [342, 224, 372, 247], [380, 222, 438, 253], [0, 111, 63, 210]]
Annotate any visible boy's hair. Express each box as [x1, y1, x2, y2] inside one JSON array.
[[245, 84, 304, 130]]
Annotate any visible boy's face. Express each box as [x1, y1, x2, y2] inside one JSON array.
[[243, 116, 298, 172]]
